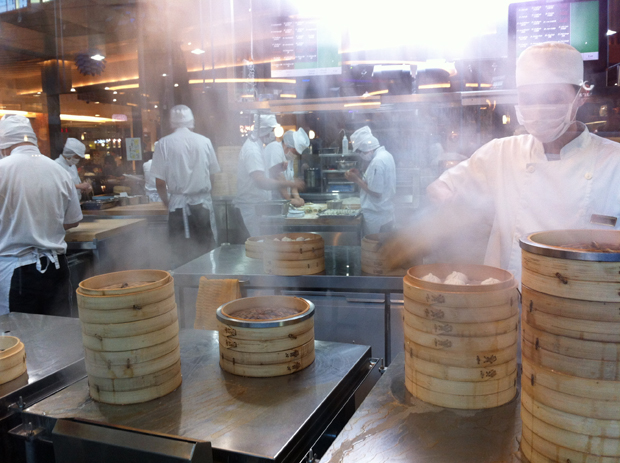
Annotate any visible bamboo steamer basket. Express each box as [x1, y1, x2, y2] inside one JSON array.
[[361, 233, 409, 276], [0, 336, 27, 385], [403, 263, 518, 409], [262, 233, 325, 276], [245, 236, 264, 259], [520, 230, 620, 463], [77, 270, 181, 404], [216, 296, 315, 377]]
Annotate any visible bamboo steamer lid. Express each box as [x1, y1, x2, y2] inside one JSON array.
[[77, 295, 176, 325], [85, 343, 180, 379], [404, 311, 518, 337], [404, 264, 517, 308], [523, 321, 620, 362], [403, 324, 517, 352], [219, 349, 316, 377], [82, 320, 179, 352], [522, 388, 620, 439], [245, 236, 264, 259], [404, 297, 518, 324], [522, 372, 620, 421], [521, 405, 620, 457], [523, 306, 620, 342], [81, 304, 177, 339], [0, 336, 27, 385], [88, 360, 181, 393], [219, 340, 314, 366], [404, 376, 516, 409], [89, 370, 182, 405], [83, 336, 178, 367], [406, 363, 517, 395], [523, 285, 620, 323], [405, 349, 517, 382], [77, 278, 175, 312], [405, 338, 517, 369], [522, 331, 620, 381], [78, 270, 171, 296]]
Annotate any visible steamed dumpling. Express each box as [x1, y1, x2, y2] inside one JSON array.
[[282, 236, 293, 242], [444, 271, 469, 285], [421, 273, 442, 283], [273, 238, 280, 241], [481, 277, 501, 285], [296, 237, 305, 241]]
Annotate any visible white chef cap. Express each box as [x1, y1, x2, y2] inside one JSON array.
[[0, 115, 37, 149], [254, 114, 279, 136], [351, 126, 379, 152], [62, 138, 86, 158], [283, 128, 310, 154], [516, 42, 584, 88], [170, 105, 195, 129]]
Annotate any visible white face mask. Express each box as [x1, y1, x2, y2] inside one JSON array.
[[515, 91, 580, 143], [359, 151, 373, 162], [65, 155, 80, 166]]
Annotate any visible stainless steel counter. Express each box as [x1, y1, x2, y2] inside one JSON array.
[[21, 330, 378, 463], [171, 245, 404, 364], [321, 352, 524, 463]]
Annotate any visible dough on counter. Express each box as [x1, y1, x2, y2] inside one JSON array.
[[282, 236, 293, 241], [444, 271, 469, 285], [296, 237, 305, 241], [481, 277, 501, 285], [421, 273, 442, 283], [274, 238, 280, 241]]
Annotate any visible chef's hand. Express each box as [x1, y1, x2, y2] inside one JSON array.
[[379, 230, 428, 270], [77, 183, 93, 193], [279, 161, 288, 171], [345, 169, 361, 183], [290, 197, 305, 207]]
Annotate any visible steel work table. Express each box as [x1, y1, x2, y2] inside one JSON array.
[[171, 245, 404, 364], [20, 331, 378, 463], [321, 352, 524, 463], [259, 213, 363, 246], [0, 314, 86, 463]]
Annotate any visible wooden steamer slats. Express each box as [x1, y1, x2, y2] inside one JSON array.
[[403, 264, 517, 409], [0, 336, 27, 385], [361, 233, 409, 276], [216, 296, 316, 377], [261, 233, 325, 275], [77, 270, 181, 404], [519, 229, 620, 462]]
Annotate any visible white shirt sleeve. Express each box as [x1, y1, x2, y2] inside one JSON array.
[[150, 142, 167, 181], [246, 146, 266, 175], [205, 139, 221, 175], [64, 180, 83, 224]]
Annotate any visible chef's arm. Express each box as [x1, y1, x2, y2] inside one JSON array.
[[345, 170, 381, 198], [156, 178, 169, 208], [250, 171, 303, 191], [64, 222, 80, 230], [76, 182, 92, 192]]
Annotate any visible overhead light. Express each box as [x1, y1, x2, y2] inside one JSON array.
[[104, 87, 110, 90], [70, 88, 76, 92], [36, 92, 41, 95], [174, 83, 179, 87], [0, 110, 28, 116], [309, 130, 315, 140], [59, 114, 113, 122], [162, 73, 167, 77], [109, 83, 139, 90], [274, 126, 284, 138], [280, 94, 297, 98], [113, 99, 117, 102], [343, 102, 381, 108], [90, 54, 106, 61], [154, 105, 158, 108], [187, 42, 192, 46], [191, 49, 205, 55], [113, 91, 118, 94], [94, 101, 100, 104], [95, 114, 100, 117], [81, 134, 85, 140], [607, 30, 617, 36]]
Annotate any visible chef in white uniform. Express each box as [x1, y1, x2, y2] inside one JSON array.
[[142, 147, 162, 202], [233, 115, 304, 238], [264, 128, 310, 206], [55, 138, 92, 199], [345, 126, 396, 235], [0, 115, 82, 316], [385, 42, 620, 282], [151, 105, 220, 264]]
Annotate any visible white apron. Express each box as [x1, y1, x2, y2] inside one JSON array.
[[237, 203, 261, 237], [0, 249, 60, 315]]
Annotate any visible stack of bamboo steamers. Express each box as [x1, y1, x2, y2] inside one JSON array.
[[76, 270, 181, 404], [519, 230, 620, 463], [245, 233, 325, 275], [403, 264, 519, 409]]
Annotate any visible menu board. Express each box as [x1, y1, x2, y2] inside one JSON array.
[[271, 16, 341, 78], [125, 138, 142, 161], [514, 0, 599, 61]]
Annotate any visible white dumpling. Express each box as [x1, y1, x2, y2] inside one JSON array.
[[273, 238, 280, 241], [296, 237, 305, 241], [305, 238, 313, 241], [481, 277, 501, 285], [444, 271, 469, 285], [421, 273, 442, 283], [282, 236, 293, 242]]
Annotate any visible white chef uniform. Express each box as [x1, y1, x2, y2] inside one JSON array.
[[361, 146, 396, 235], [150, 127, 221, 242], [0, 145, 83, 314], [142, 159, 162, 202], [428, 126, 620, 283], [264, 141, 294, 199], [233, 135, 270, 236], [55, 155, 83, 199]]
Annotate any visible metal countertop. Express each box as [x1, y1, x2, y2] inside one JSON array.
[[23, 330, 373, 463], [171, 245, 404, 292], [321, 352, 524, 463], [0, 313, 86, 416]]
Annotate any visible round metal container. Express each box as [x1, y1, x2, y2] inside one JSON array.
[[216, 296, 314, 329], [520, 229, 620, 262]]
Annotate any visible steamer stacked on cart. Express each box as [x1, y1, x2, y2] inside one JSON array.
[[216, 296, 315, 377], [520, 230, 620, 463], [361, 233, 409, 276], [261, 233, 325, 275], [76, 270, 181, 405], [0, 336, 27, 385], [403, 264, 519, 409]]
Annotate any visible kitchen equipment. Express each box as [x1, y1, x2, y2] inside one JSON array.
[[81, 198, 118, 210], [255, 200, 290, 217], [403, 264, 518, 409], [262, 233, 325, 275], [0, 336, 27, 385], [216, 296, 315, 377], [519, 229, 620, 463], [326, 199, 343, 210], [304, 167, 321, 191], [76, 269, 181, 404], [244, 236, 264, 259], [317, 209, 361, 218], [335, 160, 357, 170]]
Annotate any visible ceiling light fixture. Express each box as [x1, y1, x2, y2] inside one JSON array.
[[90, 54, 106, 61], [191, 49, 206, 55]]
